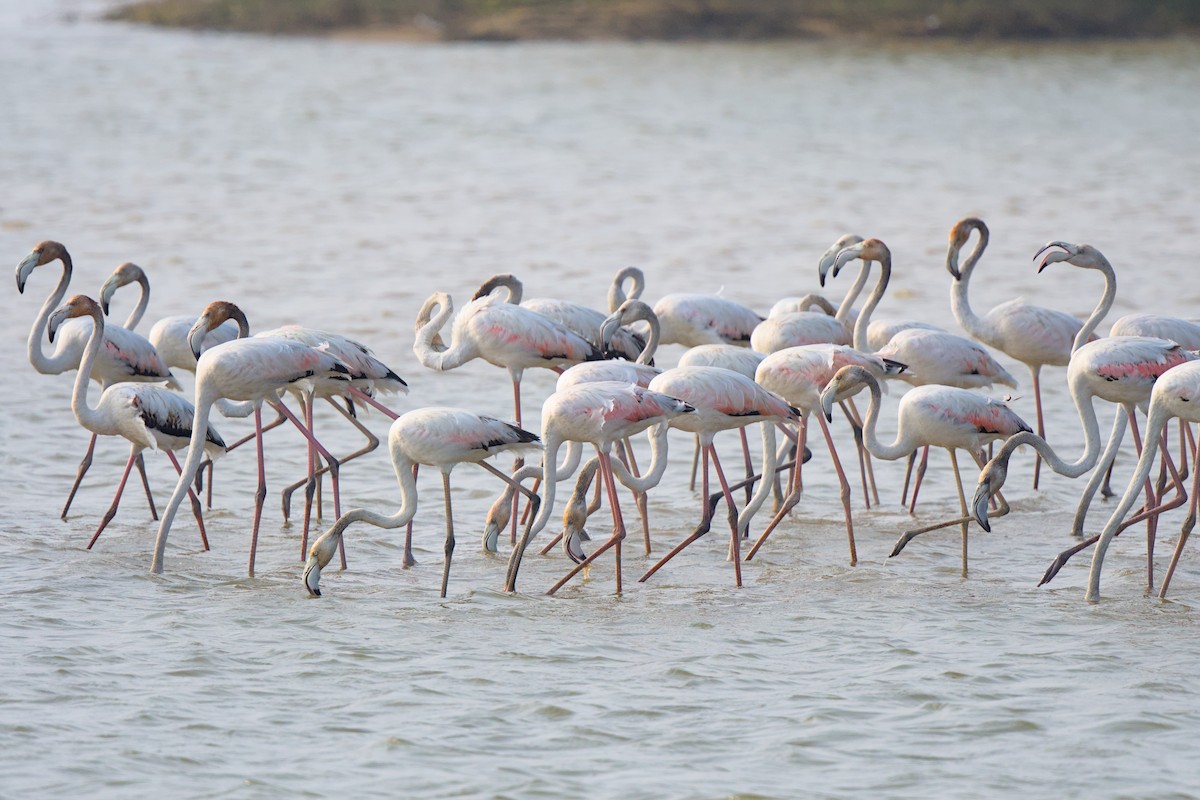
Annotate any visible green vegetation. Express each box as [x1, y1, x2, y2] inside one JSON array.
[[107, 0, 1200, 40]]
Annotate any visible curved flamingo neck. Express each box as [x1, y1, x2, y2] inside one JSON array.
[[607, 423, 670, 492], [609, 267, 645, 313], [122, 274, 150, 330], [835, 261, 870, 326], [948, 223, 993, 343], [1072, 254, 1117, 353], [857, 374, 913, 461], [332, 443, 421, 534], [852, 252, 891, 353], [70, 304, 106, 433], [530, 432, 564, 538], [412, 295, 474, 371], [637, 314, 661, 366], [27, 251, 75, 375]]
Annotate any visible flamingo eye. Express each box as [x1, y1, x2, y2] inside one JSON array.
[[1182, 396, 1191, 403]]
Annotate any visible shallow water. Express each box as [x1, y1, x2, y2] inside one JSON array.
[[4, 2, 1200, 796]]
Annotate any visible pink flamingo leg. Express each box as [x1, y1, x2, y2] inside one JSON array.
[[548, 450, 627, 595], [1161, 435, 1200, 599], [510, 376, 524, 546], [300, 392, 318, 557], [745, 420, 807, 561], [440, 472, 455, 598], [133, 452, 158, 521], [61, 432, 98, 520], [166, 450, 210, 551], [248, 405, 268, 577], [1032, 367, 1045, 490], [344, 384, 401, 420], [641, 442, 739, 584], [86, 447, 138, 549], [1128, 411, 1158, 592], [908, 446, 930, 514], [708, 447, 743, 587]]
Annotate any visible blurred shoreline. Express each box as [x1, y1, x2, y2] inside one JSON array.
[[106, 1, 1200, 41]]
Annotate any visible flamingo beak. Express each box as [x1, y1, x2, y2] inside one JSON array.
[[15, 251, 38, 294], [598, 311, 621, 354], [819, 383, 837, 423], [1033, 241, 1073, 273], [98, 276, 119, 316], [187, 314, 212, 360], [302, 555, 323, 597], [482, 522, 500, 554], [47, 305, 69, 343], [831, 241, 867, 279], [564, 529, 588, 564], [946, 243, 962, 280], [970, 479, 992, 533]]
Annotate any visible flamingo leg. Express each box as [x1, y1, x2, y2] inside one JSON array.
[[840, 400, 871, 510], [284, 396, 380, 530], [440, 472, 455, 598], [478, 460, 543, 594], [846, 398, 880, 506], [87, 446, 139, 549], [688, 433, 701, 491], [1031, 367, 1045, 490], [818, 412, 856, 566], [61, 432, 97, 520], [949, 449, 969, 577], [1127, 409, 1158, 593], [709, 447, 743, 587], [300, 392, 318, 558], [548, 450, 626, 595], [344, 384, 401, 420], [739, 427, 754, 520], [166, 449, 210, 551], [614, 438, 650, 554], [745, 420, 808, 561], [1161, 435, 1200, 599], [509, 377, 524, 546], [133, 452, 158, 521], [247, 405, 268, 577], [900, 449, 917, 507], [908, 446, 930, 515]]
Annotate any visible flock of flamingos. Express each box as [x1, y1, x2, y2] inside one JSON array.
[[16, 217, 1200, 603]]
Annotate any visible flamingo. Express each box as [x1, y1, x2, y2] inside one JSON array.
[[946, 217, 1094, 487], [504, 381, 694, 594], [768, 234, 868, 324], [16, 241, 180, 521], [747, 344, 906, 564], [303, 407, 542, 598], [97, 261, 240, 372], [638, 366, 797, 586], [1085, 361, 1200, 601], [819, 365, 1031, 576], [413, 289, 602, 428], [472, 272, 652, 362], [47, 295, 224, 549], [149, 303, 353, 576]]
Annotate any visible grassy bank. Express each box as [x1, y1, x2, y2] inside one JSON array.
[[107, 0, 1200, 40]]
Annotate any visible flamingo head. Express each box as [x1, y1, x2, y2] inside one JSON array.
[[303, 525, 345, 597], [819, 364, 873, 422], [946, 217, 987, 279], [48, 294, 100, 343], [1034, 241, 1108, 274], [188, 300, 246, 359], [817, 234, 864, 287], [471, 273, 523, 304], [98, 262, 147, 316], [831, 238, 890, 280], [15, 240, 68, 294], [970, 456, 1010, 534], [600, 299, 655, 353]]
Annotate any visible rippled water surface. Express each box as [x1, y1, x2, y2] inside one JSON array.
[[4, 2, 1200, 796]]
